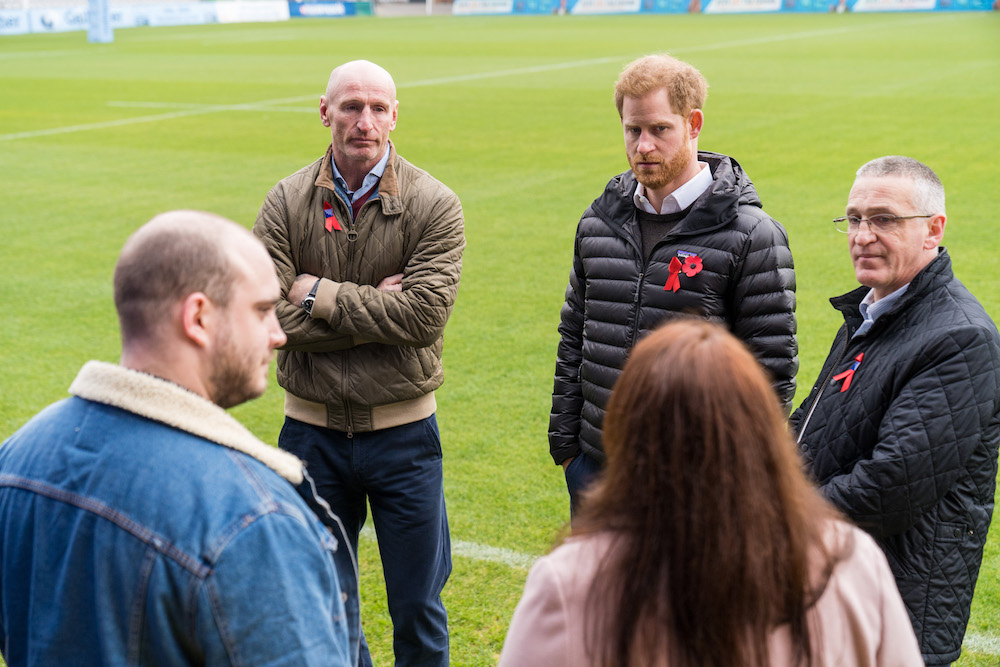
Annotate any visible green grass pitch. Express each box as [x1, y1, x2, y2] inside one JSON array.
[[1, 11, 999, 665]]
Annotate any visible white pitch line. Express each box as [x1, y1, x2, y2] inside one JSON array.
[[964, 631, 1000, 656], [0, 94, 318, 142], [0, 16, 941, 144], [107, 100, 318, 114], [360, 525, 537, 570], [0, 49, 98, 61], [360, 526, 998, 655]]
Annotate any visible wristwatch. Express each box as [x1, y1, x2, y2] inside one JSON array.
[[301, 279, 321, 315]]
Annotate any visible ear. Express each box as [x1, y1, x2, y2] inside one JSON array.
[[688, 109, 704, 140], [925, 213, 946, 249], [319, 96, 331, 128], [389, 99, 399, 132], [180, 292, 213, 349]]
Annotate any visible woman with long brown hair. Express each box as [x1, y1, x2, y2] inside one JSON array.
[[500, 320, 919, 666]]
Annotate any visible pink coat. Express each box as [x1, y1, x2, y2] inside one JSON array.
[[499, 522, 921, 666]]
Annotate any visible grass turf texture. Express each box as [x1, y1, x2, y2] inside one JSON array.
[[1, 11, 999, 665]]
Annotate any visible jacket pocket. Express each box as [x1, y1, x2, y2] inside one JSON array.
[[936, 520, 966, 544]]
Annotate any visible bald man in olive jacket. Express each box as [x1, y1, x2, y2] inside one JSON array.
[[254, 60, 464, 667]]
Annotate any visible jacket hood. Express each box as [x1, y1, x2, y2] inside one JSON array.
[[590, 151, 763, 236]]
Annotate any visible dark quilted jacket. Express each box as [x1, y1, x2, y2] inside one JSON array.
[[790, 249, 1000, 666], [549, 152, 797, 465]]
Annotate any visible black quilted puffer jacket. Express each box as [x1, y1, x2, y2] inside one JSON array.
[[549, 152, 797, 465], [790, 249, 1000, 666]]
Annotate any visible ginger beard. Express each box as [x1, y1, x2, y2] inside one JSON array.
[[629, 138, 693, 193]]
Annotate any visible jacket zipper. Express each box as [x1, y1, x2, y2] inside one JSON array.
[[342, 198, 359, 438], [629, 272, 645, 349], [796, 333, 849, 445]]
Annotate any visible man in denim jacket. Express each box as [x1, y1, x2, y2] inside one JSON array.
[[0, 211, 356, 666]]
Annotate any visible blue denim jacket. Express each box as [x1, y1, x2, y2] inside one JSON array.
[[0, 362, 357, 666]]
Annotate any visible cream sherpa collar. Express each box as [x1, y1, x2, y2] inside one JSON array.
[[69, 361, 304, 485]]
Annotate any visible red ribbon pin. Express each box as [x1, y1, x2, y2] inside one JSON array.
[[323, 201, 342, 232], [665, 257, 683, 292], [833, 352, 864, 393]]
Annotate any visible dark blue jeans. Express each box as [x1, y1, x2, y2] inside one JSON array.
[[564, 450, 604, 518], [281, 415, 451, 667]]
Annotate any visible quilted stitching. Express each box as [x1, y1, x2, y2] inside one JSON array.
[[792, 250, 1000, 664], [253, 144, 465, 431], [549, 152, 797, 464]]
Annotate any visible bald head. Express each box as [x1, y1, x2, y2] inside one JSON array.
[[113, 210, 264, 345], [325, 60, 396, 103]]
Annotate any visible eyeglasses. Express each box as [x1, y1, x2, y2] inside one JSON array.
[[833, 213, 935, 234]]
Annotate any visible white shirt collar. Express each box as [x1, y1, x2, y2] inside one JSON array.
[[634, 161, 712, 215]]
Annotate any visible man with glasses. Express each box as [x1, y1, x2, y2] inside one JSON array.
[[790, 156, 1000, 666]]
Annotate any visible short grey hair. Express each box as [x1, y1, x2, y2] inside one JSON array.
[[856, 156, 945, 216]]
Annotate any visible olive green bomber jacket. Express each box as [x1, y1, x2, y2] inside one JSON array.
[[253, 142, 465, 435]]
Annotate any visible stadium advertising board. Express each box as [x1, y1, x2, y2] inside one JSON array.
[[288, 0, 372, 16], [453, 0, 990, 11], [2, 0, 302, 35], [851, 0, 936, 8], [702, 0, 782, 11], [215, 0, 290, 22], [0, 10, 29, 34], [452, 0, 514, 14], [123, 3, 219, 26], [28, 6, 90, 32], [569, 0, 642, 14], [2, 0, 993, 34]]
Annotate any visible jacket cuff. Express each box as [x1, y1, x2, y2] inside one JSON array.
[[309, 278, 341, 322]]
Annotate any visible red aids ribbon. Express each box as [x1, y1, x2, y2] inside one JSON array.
[[323, 201, 342, 232], [665, 256, 683, 292], [832, 352, 865, 393]]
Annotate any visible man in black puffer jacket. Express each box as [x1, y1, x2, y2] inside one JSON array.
[[791, 156, 1000, 666], [549, 55, 797, 512]]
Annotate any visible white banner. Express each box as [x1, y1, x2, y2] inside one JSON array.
[[29, 7, 89, 32], [452, 0, 514, 14], [215, 0, 290, 22], [570, 0, 641, 13], [0, 10, 29, 35], [703, 0, 781, 11], [852, 0, 935, 9], [125, 3, 219, 27]]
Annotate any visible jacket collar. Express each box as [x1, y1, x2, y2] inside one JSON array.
[[831, 247, 952, 324], [593, 151, 761, 237], [315, 141, 403, 216], [68, 361, 304, 485]]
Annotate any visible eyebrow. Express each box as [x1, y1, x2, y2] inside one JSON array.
[[256, 297, 281, 309], [845, 205, 895, 214], [340, 96, 391, 107]]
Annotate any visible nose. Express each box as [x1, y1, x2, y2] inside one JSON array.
[[356, 108, 374, 132], [636, 131, 655, 155], [268, 312, 287, 349], [851, 221, 878, 244]]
